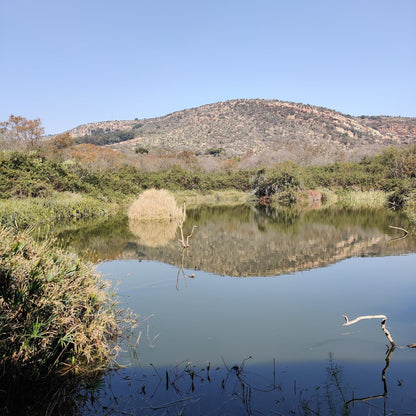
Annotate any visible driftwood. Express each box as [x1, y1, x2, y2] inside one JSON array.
[[343, 314, 396, 347]]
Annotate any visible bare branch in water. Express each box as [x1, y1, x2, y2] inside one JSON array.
[[343, 314, 396, 347]]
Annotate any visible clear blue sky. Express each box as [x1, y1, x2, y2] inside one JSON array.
[[1, 0, 415, 134]]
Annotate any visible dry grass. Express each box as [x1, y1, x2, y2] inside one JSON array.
[[335, 190, 388, 209], [128, 189, 183, 220], [173, 190, 249, 208]]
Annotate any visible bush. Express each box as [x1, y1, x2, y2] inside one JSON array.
[[205, 148, 224, 157], [251, 162, 301, 201], [135, 147, 149, 154]]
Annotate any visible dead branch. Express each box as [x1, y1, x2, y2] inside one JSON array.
[[343, 314, 396, 347]]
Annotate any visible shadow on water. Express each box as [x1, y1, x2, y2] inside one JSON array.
[[0, 367, 104, 416], [75, 349, 415, 416], [4, 348, 416, 416]]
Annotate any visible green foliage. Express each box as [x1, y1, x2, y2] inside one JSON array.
[[135, 147, 149, 154], [1, 144, 416, 225], [205, 147, 225, 157], [0, 151, 90, 198], [75, 129, 134, 146], [0, 193, 116, 229], [251, 162, 301, 202]]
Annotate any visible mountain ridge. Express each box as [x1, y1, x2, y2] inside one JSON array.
[[66, 99, 416, 165]]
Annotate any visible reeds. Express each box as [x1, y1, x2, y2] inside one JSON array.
[[128, 189, 183, 220], [0, 192, 116, 229], [0, 226, 131, 379], [335, 190, 388, 209]]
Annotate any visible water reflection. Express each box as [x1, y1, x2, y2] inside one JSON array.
[[25, 206, 416, 415], [55, 206, 415, 277]]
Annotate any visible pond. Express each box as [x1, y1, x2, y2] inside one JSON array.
[[61, 206, 416, 415]]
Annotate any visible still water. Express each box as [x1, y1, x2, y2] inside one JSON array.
[[67, 206, 416, 415]]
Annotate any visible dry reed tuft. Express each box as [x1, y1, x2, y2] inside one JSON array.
[[128, 189, 183, 221]]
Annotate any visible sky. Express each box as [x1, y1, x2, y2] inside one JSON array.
[[1, 0, 415, 134]]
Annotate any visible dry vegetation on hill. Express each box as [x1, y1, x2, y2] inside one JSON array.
[[67, 99, 416, 166]]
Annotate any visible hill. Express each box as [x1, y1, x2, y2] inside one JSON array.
[[67, 99, 416, 165]]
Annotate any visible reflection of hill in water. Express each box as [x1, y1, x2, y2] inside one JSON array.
[[58, 207, 416, 277]]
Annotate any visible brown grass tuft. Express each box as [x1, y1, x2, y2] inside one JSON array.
[[128, 189, 183, 220]]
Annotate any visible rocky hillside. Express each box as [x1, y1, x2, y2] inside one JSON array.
[[67, 99, 416, 165]]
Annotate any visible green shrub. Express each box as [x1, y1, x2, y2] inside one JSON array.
[[135, 147, 149, 154], [251, 162, 301, 201]]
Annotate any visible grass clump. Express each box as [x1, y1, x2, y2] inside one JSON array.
[[335, 190, 388, 209], [0, 192, 117, 229], [0, 226, 130, 380], [128, 188, 183, 220], [173, 190, 249, 208]]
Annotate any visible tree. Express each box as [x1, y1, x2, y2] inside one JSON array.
[[49, 132, 74, 149], [0, 115, 44, 150]]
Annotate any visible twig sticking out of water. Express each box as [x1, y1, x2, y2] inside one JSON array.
[[343, 314, 396, 347]]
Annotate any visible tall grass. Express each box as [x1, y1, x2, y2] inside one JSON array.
[[0, 192, 116, 229], [329, 189, 388, 210], [0, 226, 134, 380], [128, 189, 183, 220], [173, 190, 249, 208]]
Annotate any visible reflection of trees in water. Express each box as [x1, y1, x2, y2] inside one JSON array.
[[140, 207, 414, 277], [53, 206, 415, 276]]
